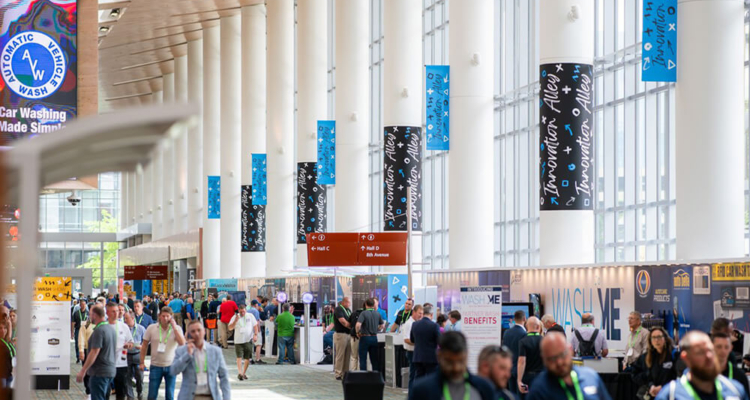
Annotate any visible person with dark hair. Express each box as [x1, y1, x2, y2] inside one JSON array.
[[333, 297, 353, 380], [502, 310, 527, 395], [356, 298, 385, 372], [447, 310, 462, 332], [124, 311, 146, 400], [477, 345, 516, 400], [410, 305, 441, 380], [170, 320, 231, 400], [229, 304, 259, 379], [742, 354, 750, 373], [276, 303, 296, 365], [76, 305, 117, 400], [517, 317, 544, 394], [712, 317, 732, 336], [714, 332, 750, 393], [409, 331, 496, 400], [72, 298, 89, 364], [107, 302, 134, 400], [390, 298, 415, 333], [140, 307, 186, 400], [632, 327, 677, 399], [348, 301, 367, 371], [401, 304, 424, 390], [0, 320, 15, 388], [133, 300, 154, 330], [437, 314, 448, 333]]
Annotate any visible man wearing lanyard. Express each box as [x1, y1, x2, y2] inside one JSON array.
[[713, 332, 750, 394], [107, 302, 134, 400], [77, 305, 117, 400], [356, 298, 385, 372], [333, 297, 353, 380], [170, 320, 231, 400], [401, 304, 423, 390], [0, 320, 15, 388], [526, 332, 611, 400], [623, 311, 649, 370], [140, 307, 186, 400], [656, 331, 748, 400], [517, 317, 544, 394], [133, 301, 154, 330], [72, 299, 88, 364], [409, 331, 496, 400], [228, 304, 259, 380], [390, 298, 414, 333], [125, 311, 146, 400]]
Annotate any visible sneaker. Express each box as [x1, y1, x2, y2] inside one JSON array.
[[242, 374, 248, 380], [275, 361, 283, 365], [256, 359, 266, 365], [250, 360, 255, 365], [238, 374, 244, 381]]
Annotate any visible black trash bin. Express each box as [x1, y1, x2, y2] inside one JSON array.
[[343, 371, 385, 400]]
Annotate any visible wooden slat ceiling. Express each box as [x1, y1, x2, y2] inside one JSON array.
[[98, 0, 262, 112]]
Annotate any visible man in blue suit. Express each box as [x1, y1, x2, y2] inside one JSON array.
[[170, 320, 231, 400], [501, 310, 527, 395], [410, 305, 441, 380]]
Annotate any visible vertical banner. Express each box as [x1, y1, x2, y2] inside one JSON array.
[[317, 120, 336, 185], [0, 1, 78, 141], [252, 153, 267, 205], [387, 274, 408, 324], [459, 286, 502, 373], [31, 277, 72, 386], [383, 126, 422, 231], [297, 162, 327, 244], [539, 63, 594, 210], [241, 185, 266, 252], [207, 175, 221, 219], [641, 0, 677, 82], [425, 65, 450, 150]]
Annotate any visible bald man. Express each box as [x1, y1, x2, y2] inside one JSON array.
[[527, 332, 611, 400], [517, 317, 544, 394]]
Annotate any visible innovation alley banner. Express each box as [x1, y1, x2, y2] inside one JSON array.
[[207, 176, 220, 219], [317, 120, 336, 185], [252, 153, 267, 205], [383, 126, 422, 231], [296, 162, 327, 244], [425, 65, 450, 150], [641, 0, 677, 82], [241, 185, 266, 252], [0, 0, 78, 141]]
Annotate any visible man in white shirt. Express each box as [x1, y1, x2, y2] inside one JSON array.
[[106, 302, 134, 400], [401, 304, 424, 391], [228, 304, 258, 381]]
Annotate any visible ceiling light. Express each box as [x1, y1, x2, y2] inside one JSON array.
[[99, 26, 110, 33], [109, 8, 121, 18]]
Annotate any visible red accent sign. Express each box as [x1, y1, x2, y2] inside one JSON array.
[[306, 232, 408, 267], [124, 265, 169, 280]]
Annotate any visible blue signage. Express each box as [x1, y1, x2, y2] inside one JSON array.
[[387, 274, 409, 324], [425, 65, 450, 150], [641, 0, 677, 82], [317, 120, 336, 185], [252, 153, 267, 205], [207, 279, 238, 292], [207, 176, 220, 219]]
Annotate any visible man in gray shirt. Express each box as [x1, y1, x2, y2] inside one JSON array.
[[76, 305, 117, 400], [355, 298, 384, 372], [570, 313, 609, 357]]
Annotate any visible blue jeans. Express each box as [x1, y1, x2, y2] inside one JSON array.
[[89, 376, 113, 400], [358, 336, 379, 372], [148, 366, 176, 400], [278, 336, 295, 364], [323, 330, 334, 350], [406, 351, 416, 390]]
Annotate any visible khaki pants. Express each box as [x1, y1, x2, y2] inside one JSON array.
[[349, 336, 359, 372], [334, 332, 351, 378], [218, 321, 231, 348]]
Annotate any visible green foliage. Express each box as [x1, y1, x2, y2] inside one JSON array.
[[76, 210, 118, 290]]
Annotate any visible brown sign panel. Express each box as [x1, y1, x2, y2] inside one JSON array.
[[357, 232, 408, 266], [124, 265, 169, 280], [306, 232, 408, 267]]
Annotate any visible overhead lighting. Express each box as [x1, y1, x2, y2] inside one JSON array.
[[99, 25, 111, 33], [109, 8, 121, 18]]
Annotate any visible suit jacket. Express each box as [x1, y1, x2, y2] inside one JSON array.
[[170, 343, 231, 400], [410, 317, 441, 364], [501, 324, 527, 374], [408, 368, 497, 400]]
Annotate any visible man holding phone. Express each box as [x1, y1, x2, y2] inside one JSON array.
[[170, 320, 231, 400], [140, 308, 186, 400]]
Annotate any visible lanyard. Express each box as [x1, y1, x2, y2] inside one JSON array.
[[159, 325, 172, 344], [130, 325, 138, 338], [340, 305, 351, 318], [93, 322, 107, 330], [629, 327, 642, 348], [78, 310, 85, 322], [194, 350, 208, 374], [401, 310, 412, 324], [680, 375, 722, 400], [442, 373, 471, 400], [137, 315, 143, 325], [326, 314, 334, 326], [1, 339, 15, 358], [527, 333, 540, 336], [729, 362, 734, 380], [558, 370, 584, 400]]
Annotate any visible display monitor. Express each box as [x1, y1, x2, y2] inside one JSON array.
[[529, 294, 542, 318], [290, 302, 317, 320], [502, 303, 534, 329]]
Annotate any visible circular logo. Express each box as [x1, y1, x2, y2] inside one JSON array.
[[276, 291, 287, 303], [1, 31, 66, 99], [302, 292, 314, 304], [636, 270, 651, 298]]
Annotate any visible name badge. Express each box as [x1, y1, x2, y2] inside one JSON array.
[[583, 386, 598, 395], [157, 343, 166, 353], [11, 358, 15, 368], [196, 372, 208, 386], [662, 361, 673, 369], [626, 348, 633, 356]]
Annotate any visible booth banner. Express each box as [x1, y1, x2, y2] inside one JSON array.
[[426, 271, 511, 313], [207, 279, 238, 292], [207, 176, 221, 219], [296, 162, 327, 244], [241, 185, 266, 252], [252, 154, 267, 205], [383, 126, 422, 231], [31, 277, 71, 376], [353, 275, 390, 322], [425, 65, 450, 151], [539, 63, 594, 211], [0, 0, 78, 141], [641, 0, 677, 82], [459, 286, 503, 373], [317, 120, 336, 185], [387, 274, 409, 324]]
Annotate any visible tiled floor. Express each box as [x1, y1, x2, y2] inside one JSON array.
[[31, 346, 407, 400]]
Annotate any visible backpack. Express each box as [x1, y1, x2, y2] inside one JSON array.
[[574, 328, 599, 357]]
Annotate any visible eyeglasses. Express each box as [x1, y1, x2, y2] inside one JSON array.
[[651, 335, 665, 341]]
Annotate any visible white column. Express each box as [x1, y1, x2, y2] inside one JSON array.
[[335, 0, 370, 234], [220, 14, 242, 279], [241, 5, 267, 277], [128, 168, 137, 226], [120, 172, 129, 229], [135, 164, 144, 223], [203, 24, 221, 278], [267, 0, 295, 275], [174, 55, 188, 234], [152, 90, 164, 239], [142, 162, 152, 225], [537, 0, 595, 266], [162, 72, 175, 238], [448, 0, 495, 269], [296, 0, 328, 267], [676, 0, 745, 260], [188, 39, 204, 232]]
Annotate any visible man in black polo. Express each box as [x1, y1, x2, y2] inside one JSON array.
[[390, 298, 414, 333], [72, 299, 88, 364], [333, 297, 352, 380], [355, 298, 384, 372]]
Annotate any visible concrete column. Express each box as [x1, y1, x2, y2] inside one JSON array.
[[267, 0, 295, 275], [448, 0, 495, 268], [188, 39, 204, 232], [220, 14, 242, 279], [174, 55, 188, 234], [675, 0, 745, 260], [335, 0, 370, 234], [151, 90, 164, 239], [202, 24, 221, 278], [538, 0, 595, 266], [135, 164, 144, 223], [128, 168, 137, 226], [142, 162, 152, 224], [296, 0, 328, 267], [162, 72, 175, 237], [241, 5, 267, 277], [120, 172, 128, 229]]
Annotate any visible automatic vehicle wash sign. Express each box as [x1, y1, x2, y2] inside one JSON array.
[[0, 0, 78, 141]]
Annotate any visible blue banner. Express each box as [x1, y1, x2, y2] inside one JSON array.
[[425, 65, 450, 150], [317, 120, 336, 185], [207, 176, 220, 219], [207, 279, 238, 292], [641, 0, 677, 82], [387, 274, 409, 324], [252, 154, 267, 205]]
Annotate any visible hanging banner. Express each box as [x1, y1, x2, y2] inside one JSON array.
[[459, 286, 503, 373], [207, 279, 238, 292], [539, 63, 594, 211], [387, 274, 409, 324], [241, 185, 266, 252], [252, 153, 267, 205], [317, 120, 336, 185], [207, 175, 220, 219], [641, 0, 677, 82], [383, 126, 422, 231], [297, 162, 327, 244], [0, 0, 78, 142], [425, 65, 450, 150], [31, 277, 72, 387]]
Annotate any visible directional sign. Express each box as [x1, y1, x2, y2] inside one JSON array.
[[306, 232, 408, 267], [124, 265, 169, 280], [357, 232, 408, 266]]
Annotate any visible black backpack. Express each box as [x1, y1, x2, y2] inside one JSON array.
[[574, 329, 599, 357]]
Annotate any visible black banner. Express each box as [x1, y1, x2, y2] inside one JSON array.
[[539, 63, 594, 211], [241, 185, 266, 252], [297, 162, 327, 244], [383, 126, 422, 231]]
